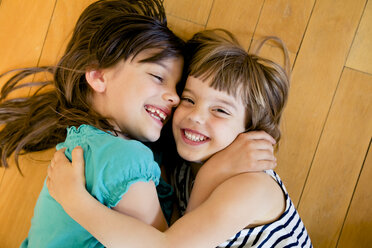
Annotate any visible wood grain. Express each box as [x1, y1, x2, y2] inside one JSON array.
[[0, 0, 56, 86], [298, 68, 372, 247], [346, 0, 372, 74], [275, 0, 366, 205], [167, 15, 205, 41], [337, 141, 372, 247], [206, 0, 263, 49], [253, 0, 315, 53], [0, 149, 54, 248], [38, 0, 96, 66], [164, 0, 214, 25]]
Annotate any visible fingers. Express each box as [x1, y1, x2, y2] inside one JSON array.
[[256, 160, 277, 170], [246, 139, 275, 153], [46, 163, 53, 193], [53, 148, 68, 163], [241, 131, 276, 144], [248, 149, 276, 162], [71, 146, 85, 168]]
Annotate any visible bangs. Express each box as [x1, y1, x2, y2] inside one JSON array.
[[188, 46, 249, 100]]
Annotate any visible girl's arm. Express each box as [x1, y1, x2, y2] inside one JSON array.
[[48, 147, 167, 232], [186, 131, 276, 213], [47, 136, 282, 248]]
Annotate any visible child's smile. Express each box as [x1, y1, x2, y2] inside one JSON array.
[[144, 105, 170, 125], [94, 49, 183, 142], [172, 76, 246, 163], [181, 128, 210, 144]]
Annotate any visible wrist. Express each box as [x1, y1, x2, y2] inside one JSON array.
[[60, 185, 88, 214]]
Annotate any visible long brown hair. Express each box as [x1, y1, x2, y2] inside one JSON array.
[[0, 0, 184, 171], [184, 29, 290, 143]]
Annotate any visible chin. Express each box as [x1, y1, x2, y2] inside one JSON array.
[[146, 135, 160, 142], [150, 132, 162, 142], [138, 131, 160, 142], [176, 149, 206, 163]]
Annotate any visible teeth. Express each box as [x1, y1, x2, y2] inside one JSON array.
[[145, 106, 167, 121], [150, 113, 161, 121], [184, 130, 207, 142]]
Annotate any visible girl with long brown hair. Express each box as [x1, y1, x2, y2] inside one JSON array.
[[1, 0, 186, 246]]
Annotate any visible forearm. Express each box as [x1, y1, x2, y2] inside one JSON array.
[[61, 176, 254, 248], [186, 161, 232, 212], [63, 190, 168, 248]]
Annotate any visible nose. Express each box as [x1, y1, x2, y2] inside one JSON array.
[[187, 106, 206, 125], [163, 89, 180, 107]]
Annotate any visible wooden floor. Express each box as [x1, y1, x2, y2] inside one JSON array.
[[0, 0, 371, 247]]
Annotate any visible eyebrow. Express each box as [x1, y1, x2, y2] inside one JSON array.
[[215, 98, 238, 111], [183, 88, 239, 111]]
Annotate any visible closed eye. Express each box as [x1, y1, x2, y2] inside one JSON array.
[[180, 97, 194, 104], [149, 73, 164, 83], [214, 108, 230, 115]]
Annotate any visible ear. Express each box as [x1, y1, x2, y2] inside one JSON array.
[[85, 69, 106, 93]]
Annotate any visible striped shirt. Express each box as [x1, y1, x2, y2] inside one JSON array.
[[172, 163, 312, 248]]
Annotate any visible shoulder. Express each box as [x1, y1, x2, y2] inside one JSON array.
[[83, 129, 155, 162], [91, 137, 159, 175], [210, 172, 285, 225]]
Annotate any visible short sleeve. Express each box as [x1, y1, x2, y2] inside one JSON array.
[[57, 125, 161, 209], [86, 138, 161, 208]]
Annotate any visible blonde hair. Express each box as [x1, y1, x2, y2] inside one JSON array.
[[185, 29, 290, 142]]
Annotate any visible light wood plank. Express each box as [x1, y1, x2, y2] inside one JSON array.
[[0, 149, 54, 248], [275, 0, 366, 205], [337, 141, 372, 248], [0, 167, 4, 196], [298, 68, 372, 248], [252, 0, 315, 54], [0, 1, 92, 246], [38, 0, 96, 66], [167, 15, 205, 41], [206, 0, 263, 49], [164, 0, 214, 25], [0, 0, 56, 83], [346, 0, 372, 74]]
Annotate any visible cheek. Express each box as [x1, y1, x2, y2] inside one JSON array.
[[172, 107, 186, 126], [212, 121, 244, 146]]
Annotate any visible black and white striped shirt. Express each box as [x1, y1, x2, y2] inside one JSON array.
[[172, 163, 312, 248]]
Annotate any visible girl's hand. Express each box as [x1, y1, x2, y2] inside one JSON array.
[[187, 131, 276, 212], [207, 130, 277, 174], [47, 146, 87, 210]]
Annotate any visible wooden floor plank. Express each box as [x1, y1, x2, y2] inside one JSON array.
[[0, 0, 55, 65], [0, 149, 55, 248], [346, 0, 372, 74], [0, 1, 94, 246], [337, 141, 372, 248], [206, 0, 264, 49], [274, 0, 366, 205], [38, 0, 96, 66], [167, 15, 205, 41], [0, 0, 56, 84], [252, 0, 315, 54], [164, 0, 214, 25], [298, 68, 372, 248]]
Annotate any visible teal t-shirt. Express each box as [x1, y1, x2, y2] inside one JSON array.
[[21, 125, 161, 248]]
